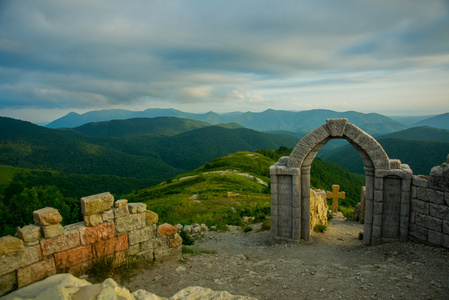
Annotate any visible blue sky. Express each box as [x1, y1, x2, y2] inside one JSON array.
[[1, 0, 449, 123]]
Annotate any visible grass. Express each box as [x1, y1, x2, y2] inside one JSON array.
[[314, 224, 327, 233], [182, 246, 217, 255]]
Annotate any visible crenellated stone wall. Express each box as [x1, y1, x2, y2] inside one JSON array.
[[409, 159, 449, 248], [0, 192, 182, 296]]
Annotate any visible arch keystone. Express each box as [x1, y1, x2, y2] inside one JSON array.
[[326, 118, 348, 137]]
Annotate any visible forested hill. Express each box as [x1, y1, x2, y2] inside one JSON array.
[[66, 117, 242, 137], [378, 126, 449, 142], [0, 116, 299, 181]]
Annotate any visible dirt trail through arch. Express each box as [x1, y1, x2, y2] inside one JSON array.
[[125, 215, 449, 299]]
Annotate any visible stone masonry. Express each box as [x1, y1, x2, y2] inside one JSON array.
[[0, 192, 182, 296], [270, 118, 442, 248]]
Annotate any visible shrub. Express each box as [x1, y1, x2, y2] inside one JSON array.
[[179, 230, 195, 245], [243, 226, 252, 233], [358, 231, 364, 240], [261, 219, 271, 231], [314, 224, 327, 233]]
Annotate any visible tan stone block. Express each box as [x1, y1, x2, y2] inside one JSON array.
[[127, 244, 140, 256], [128, 225, 156, 246], [17, 224, 41, 243], [54, 245, 93, 270], [17, 258, 56, 288], [41, 223, 64, 239], [0, 244, 40, 276], [115, 213, 146, 233], [93, 234, 128, 258], [81, 192, 114, 216], [128, 203, 147, 214], [33, 207, 63, 226], [79, 222, 116, 245], [0, 235, 25, 255], [169, 234, 183, 248], [145, 210, 159, 225], [102, 210, 114, 222], [40, 229, 80, 256], [0, 271, 16, 296], [84, 214, 103, 227], [113, 205, 129, 218], [157, 223, 178, 236], [154, 246, 181, 262], [114, 199, 128, 207]]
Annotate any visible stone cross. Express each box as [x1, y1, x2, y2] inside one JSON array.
[[326, 185, 345, 213]]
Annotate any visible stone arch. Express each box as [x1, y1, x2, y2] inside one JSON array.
[[270, 119, 412, 245]]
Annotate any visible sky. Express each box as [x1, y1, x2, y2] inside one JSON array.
[[1, 0, 449, 124]]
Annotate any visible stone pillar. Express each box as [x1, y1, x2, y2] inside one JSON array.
[[301, 166, 311, 241], [363, 167, 374, 245]]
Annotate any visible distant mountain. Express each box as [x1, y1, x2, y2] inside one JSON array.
[[0, 116, 298, 181], [389, 115, 436, 125], [46, 108, 407, 136], [411, 113, 449, 130], [378, 126, 449, 142]]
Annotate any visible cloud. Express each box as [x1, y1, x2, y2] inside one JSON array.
[[0, 0, 448, 122]]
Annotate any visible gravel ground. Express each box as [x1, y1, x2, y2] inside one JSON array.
[[125, 215, 449, 299]]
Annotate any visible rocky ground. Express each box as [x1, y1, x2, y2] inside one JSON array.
[[125, 215, 449, 300]]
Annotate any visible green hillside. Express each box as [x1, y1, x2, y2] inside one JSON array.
[[322, 138, 449, 175]]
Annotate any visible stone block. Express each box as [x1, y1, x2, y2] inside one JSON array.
[[0, 235, 25, 255], [409, 224, 428, 241], [17, 258, 56, 288], [431, 165, 444, 177], [428, 230, 443, 246], [115, 212, 146, 233], [17, 224, 41, 243], [114, 199, 128, 207], [128, 225, 156, 246], [429, 204, 449, 219], [157, 223, 178, 237], [128, 203, 147, 214], [427, 189, 445, 205], [113, 205, 130, 219], [127, 244, 140, 256], [79, 222, 116, 245], [373, 201, 383, 215], [443, 218, 449, 234], [389, 159, 402, 170], [446, 192, 449, 206], [169, 234, 182, 248], [80, 192, 114, 216], [102, 210, 114, 222], [411, 199, 429, 214], [0, 245, 40, 276], [54, 245, 93, 270], [443, 234, 449, 249], [326, 118, 347, 137], [93, 234, 128, 258], [136, 250, 155, 262], [141, 237, 167, 252], [32, 207, 63, 226], [154, 246, 181, 262], [416, 188, 428, 202], [40, 229, 80, 256], [84, 214, 103, 227], [415, 214, 442, 232], [41, 223, 64, 239], [412, 176, 428, 188], [0, 271, 16, 296]]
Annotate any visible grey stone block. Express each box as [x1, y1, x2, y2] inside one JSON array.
[[415, 214, 442, 232], [373, 201, 383, 215], [326, 118, 347, 137], [427, 189, 445, 205], [409, 224, 427, 241], [416, 188, 428, 202], [429, 204, 449, 219], [383, 202, 401, 215], [443, 218, 449, 235], [278, 226, 292, 238], [443, 234, 449, 249], [382, 225, 399, 239], [372, 225, 381, 238], [115, 212, 146, 234], [411, 199, 429, 214], [428, 230, 443, 246], [373, 214, 383, 226], [0, 271, 16, 296], [412, 176, 428, 188]]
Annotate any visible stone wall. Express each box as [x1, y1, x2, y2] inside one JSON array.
[[409, 159, 449, 248], [310, 189, 329, 232], [0, 192, 182, 296]]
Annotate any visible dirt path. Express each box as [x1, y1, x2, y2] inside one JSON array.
[[125, 215, 449, 299]]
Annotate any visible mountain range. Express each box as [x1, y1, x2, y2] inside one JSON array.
[[45, 108, 427, 136]]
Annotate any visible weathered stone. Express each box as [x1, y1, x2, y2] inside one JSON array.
[[66, 261, 91, 277], [136, 250, 155, 262], [412, 176, 428, 188], [157, 223, 178, 236], [32, 207, 63, 226], [114, 199, 128, 207], [113, 205, 130, 218], [409, 224, 427, 241], [141, 211, 157, 227], [80, 192, 114, 216], [17, 258, 56, 288], [141, 236, 167, 252], [128, 225, 156, 245], [427, 230, 443, 246], [93, 234, 128, 258], [128, 202, 147, 214], [0, 245, 40, 276], [443, 218, 449, 234], [171, 286, 258, 300], [415, 214, 442, 232], [411, 199, 429, 215], [84, 214, 103, 227], [54, 245, 93, 270], [115, 212, 146, 233], [175, 224, 183, 231], [154, 246, 181, 262], [79, 222, 115, 245], [427, 189, 445, 205], [0, 271, 16, 296], [389, 159, 402, 170], [169, 234, 183, 248], [0, 235, 25, 255], [183, 225, 192, 234], [101, 209, 114, 222], [17, 224, 41, 243], [430, 165, 444, 177], [41, 223, 64, 239], [429, 204, 449, 219], [127, 244, 140, 256], [40, 229, 80, 256]]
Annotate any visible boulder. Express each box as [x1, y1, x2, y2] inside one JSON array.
[[157, 223, 178, 236]]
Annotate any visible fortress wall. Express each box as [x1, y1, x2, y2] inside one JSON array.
[[0, 192, 182, 296], [409, 159, 449, 248]]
